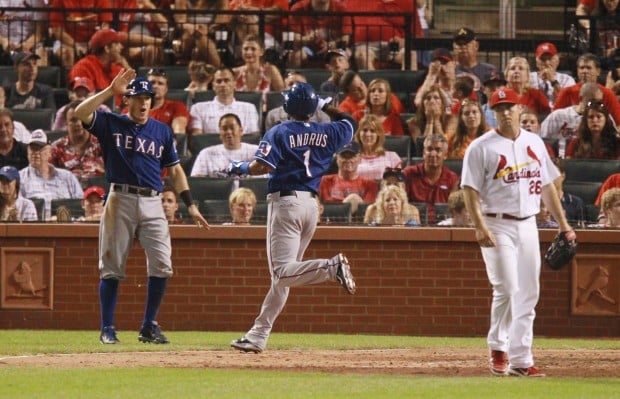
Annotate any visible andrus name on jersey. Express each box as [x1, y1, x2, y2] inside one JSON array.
[[500, 167, 541, 184], [113, 133, 164, 158], [289, 133, 328, 148]]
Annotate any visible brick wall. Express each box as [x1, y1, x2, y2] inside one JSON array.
[[0, 224, 618, 337]]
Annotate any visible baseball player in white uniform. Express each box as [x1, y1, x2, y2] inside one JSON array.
[[461, 88, 576, 377]]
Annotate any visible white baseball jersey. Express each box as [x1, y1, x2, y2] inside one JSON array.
[[540, 106, 581, 140], [189, 99, 260, 134], [461, 128, 560, 218]]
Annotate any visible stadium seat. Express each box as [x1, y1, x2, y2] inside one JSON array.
[[562, 159, 620, 183], [563, 181, 603, 205], [411, 202, 428, 225], [137, 66, 190, 90], [29, 197, 45, 221], [241, 133, 261, 145], [0, 66, 62, 87], [202, 199, 231, 223], [46, 130, 67, 144], [166, 89, 190, 106], [253, 202, 268, 224], [322, 202, 352, 224], [434, 203, 450, 224], [189, 134, 222, 155], [51, 198, 85, 219], [384, 135, 411, 160], [238, 177, 270, 201], [292, 69, 331, 90], [266, 91, 284, 112], [11, 108, 55, 131], [53, 88, 70, 109], [443, 158, 463, 176], [187, 177, 235, 202], [584, 204, 601, 223]]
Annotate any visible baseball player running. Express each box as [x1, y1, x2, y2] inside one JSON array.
[[75, 69, 208, 345], [227, 82, 357, 353], [461, 88, 576, 377]]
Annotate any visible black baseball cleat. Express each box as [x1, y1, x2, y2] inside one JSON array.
[[335, 253, 356, 295], [230, 337, 262, 353], [100, 326, 120, 344], [138, 322, 170, 344]]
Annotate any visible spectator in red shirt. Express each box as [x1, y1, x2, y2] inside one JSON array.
[[69, 29, 131, 93], [229, 0, 288, 50], [319, 141, 379, 215], [338, 70, 403, 117], [353, 78, 404, 135], [554, 53, 620, 125], [288, 0, 352, 68], [49, 0, 114, 67], [403, 133, 460, 223], [49, 100, 105, 184]]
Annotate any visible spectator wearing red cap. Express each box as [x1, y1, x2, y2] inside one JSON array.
[[3, 52, 56, 112], [52, 77, 112, 131], [452, 27, 498, 89], [529, 42, 576, 107], [50, 100, 105, 183], [78, 185, 106, 222], [49, 0, 114, 67], [68, 29, 131, 96], [504, 56, 551, 117]]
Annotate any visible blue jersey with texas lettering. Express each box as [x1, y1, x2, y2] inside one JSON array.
[[255, 119, 354, 193], [85, 111, 179, 192]]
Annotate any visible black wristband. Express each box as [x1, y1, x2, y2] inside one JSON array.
[[180, 190, 194, 208]]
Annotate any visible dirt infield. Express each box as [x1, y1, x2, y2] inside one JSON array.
[[2, 348, 618, 377]]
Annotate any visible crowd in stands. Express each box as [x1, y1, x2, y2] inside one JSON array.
[[0, 2, 619, 227]]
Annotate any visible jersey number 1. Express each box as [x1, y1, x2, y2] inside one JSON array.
[[303, 149, 312, 178]]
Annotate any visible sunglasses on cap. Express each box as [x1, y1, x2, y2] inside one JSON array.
[[147, 68, 167, 77], [587, 100, 607, 112]]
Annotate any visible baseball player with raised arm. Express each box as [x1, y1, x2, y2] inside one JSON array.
[[74, 69, 208, 345], [461, 88, 576, 377], [227, 82, 357, 353]]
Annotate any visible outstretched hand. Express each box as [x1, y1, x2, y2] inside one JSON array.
[[110, 68, 137, 96], [188, 204, 210, 229]]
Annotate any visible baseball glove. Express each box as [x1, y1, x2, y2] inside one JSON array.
[[544, 231, 577, 270]]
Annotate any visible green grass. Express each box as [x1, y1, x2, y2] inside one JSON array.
[[0, 331, 618, 399]]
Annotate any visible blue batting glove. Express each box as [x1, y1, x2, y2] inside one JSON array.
[[226, 161, 250, 176], [316, 96, 333, 112]]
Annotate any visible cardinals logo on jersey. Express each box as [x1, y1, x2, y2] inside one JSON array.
[[258, 141, 272, 156], [493, 146, 542, 183]]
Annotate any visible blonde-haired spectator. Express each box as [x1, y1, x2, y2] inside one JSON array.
[[504, 56, 551, 117], [599, 187, 620, 228], [227, 187, 257, 225], [354, 114, 402, 181], [437, 189, 471, 226], [363, 184, 420, 226]]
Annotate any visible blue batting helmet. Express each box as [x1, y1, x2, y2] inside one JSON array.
[[124, 76, 155, 101], [282, 82, 318, 118]]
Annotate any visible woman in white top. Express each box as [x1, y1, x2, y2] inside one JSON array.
[[0, 165, 38, 222], [355, 114, 402, 181]]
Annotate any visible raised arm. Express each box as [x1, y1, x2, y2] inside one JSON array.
[[74, 69, 136, 124]]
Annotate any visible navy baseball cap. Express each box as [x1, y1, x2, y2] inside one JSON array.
[[0, 165, 20, 181], [337, 141, 360, 156], [12, 51, 40, 66]]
